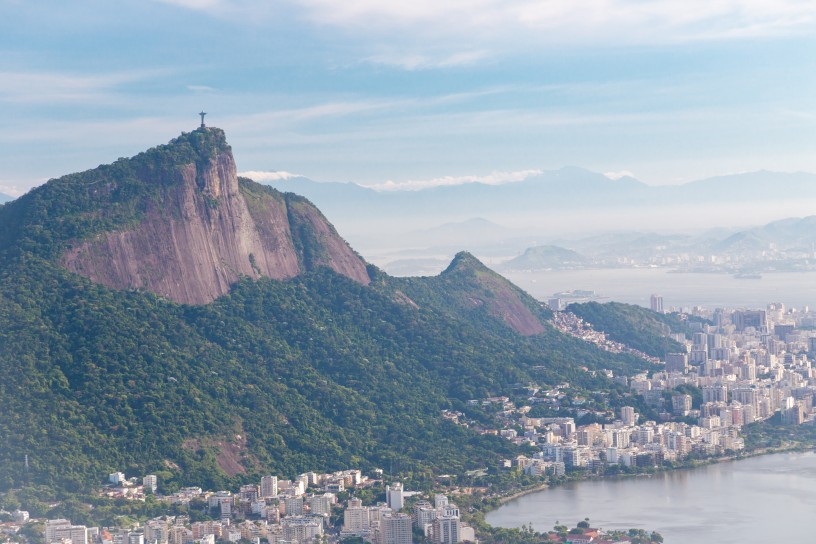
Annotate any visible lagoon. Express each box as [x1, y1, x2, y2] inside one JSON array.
[[485, 452, 816, 543]]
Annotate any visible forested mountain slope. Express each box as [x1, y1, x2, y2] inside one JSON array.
[[0, 130, 655, 493]]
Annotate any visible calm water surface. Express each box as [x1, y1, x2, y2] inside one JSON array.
[[501, 268, 816, 310], [485, 452, 816, 542]]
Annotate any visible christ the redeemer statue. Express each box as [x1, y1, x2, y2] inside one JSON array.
[[199, 111, 207, 128]]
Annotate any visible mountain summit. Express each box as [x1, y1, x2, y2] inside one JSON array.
[[4, 128, 368, 304], [437, 251, 546, 335]]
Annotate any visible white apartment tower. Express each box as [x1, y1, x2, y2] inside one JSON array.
[[386, 482, 404, 512], [308, 494, 333, 516], [413, 501, 435, 531], [143, 475, 158, 494], [344, 503, 371, 532]]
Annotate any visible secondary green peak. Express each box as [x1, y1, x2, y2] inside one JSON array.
[[433, 250, 547, 336], [442, 251, 490, 275]]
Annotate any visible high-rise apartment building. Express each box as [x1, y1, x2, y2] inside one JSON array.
[[386, 483, 404, 512], [666, 352, 689, 374], [650, 294, 664, 314], [379, 513, 412, 544], [284, 496, 304, 516], [432, 516, 461, 544], [144, 520, 168, 544], [732, 310, 768, 333], [260, 475, 278, 498], [143, 475, 157, 494], [412, 501, 435, 533], [308, 494, 333, 516], [344, 501, 371, 532], [620, 406, 637, 426]]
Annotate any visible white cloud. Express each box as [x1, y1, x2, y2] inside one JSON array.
[[187, 85, 217, 93], [364, 50, 489, 70], [297, 0, 816, 44], [604, 170, 636, 180], [145, 0, 816, 72], [365, 169, 543, 191], [154, 0, 222, 10], [239, 170, 304, 182]]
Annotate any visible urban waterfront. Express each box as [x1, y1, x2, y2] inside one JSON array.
[[502, 268, 816, 310], [486, 451, 816, 542]]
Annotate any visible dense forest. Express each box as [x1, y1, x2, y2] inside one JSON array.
[[0, 130, 660, 494]]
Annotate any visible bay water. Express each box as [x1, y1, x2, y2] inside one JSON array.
[[501, 268, 816, 310]]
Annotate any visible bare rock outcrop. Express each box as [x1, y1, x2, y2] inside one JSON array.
[[61, 128, 369, 304]]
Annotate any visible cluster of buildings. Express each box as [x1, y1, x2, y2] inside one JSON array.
[[67, 469, 371, 544], [99, 472, 157, 501], [482, 301, 816, 474], [32, 471, 473, 544], [573, 299, 816, 431], [40, 513, 324, 544], [509, 406, 744, 477], [651, 302, 816, 426], [102, 469, 371, 507], [341, 487, 473, 544]]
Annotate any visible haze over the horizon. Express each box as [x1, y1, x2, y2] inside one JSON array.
[[2, 1, 815, 197]]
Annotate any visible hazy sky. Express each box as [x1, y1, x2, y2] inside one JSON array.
[[2, 0, 815, 196]]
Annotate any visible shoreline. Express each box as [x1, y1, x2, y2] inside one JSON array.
[[479, 442, 805, 517], [496, 482, 550, 505], [477, 446, 816, 542]]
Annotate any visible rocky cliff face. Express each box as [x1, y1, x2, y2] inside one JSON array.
[[61, 128, 369, 304]]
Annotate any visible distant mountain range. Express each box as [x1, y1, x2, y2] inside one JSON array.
[[0, 193, 14, 204], [260, 169, 816, 273], [373, 213, 816, 276], [498, 214, 816, 276], [270, 168, 816, 207], [263, 168, 816, 227]]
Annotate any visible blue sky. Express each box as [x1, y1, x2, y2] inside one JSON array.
[[2, 0, 815, 196]]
